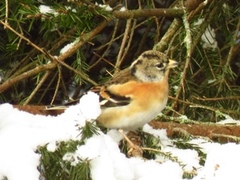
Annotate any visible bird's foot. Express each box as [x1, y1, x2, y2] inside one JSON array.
[[118, 129, 143, 157]]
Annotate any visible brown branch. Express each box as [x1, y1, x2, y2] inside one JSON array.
[[4, 0, 9, 29], [115, 19, 132, 72], [57, 17, 112, 62], [0, 18, 112, 92], [224, 17, 240, 66], [154, 19, 182, 52], [168, 96, 240, 116], [0, 63, 56, 93], [192, 96, 240, 101], [149, 120, 240, 143], [12, 104, 240, 143], [112, 8, 184, 19]]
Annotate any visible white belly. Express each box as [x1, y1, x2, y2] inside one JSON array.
[[98, 97, 168, 131]]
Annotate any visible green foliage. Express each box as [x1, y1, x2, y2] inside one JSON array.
[[78, 121, 100, 142], [165, 1, 240, 121], [0, 0, 112, 104], [173, 140, 206, 165], [39, 121, 100, 179], [141, 131, 162, 159], [39, 140, 82, 180], [72, 51, 89, 84], [68, 159, 91, 180]]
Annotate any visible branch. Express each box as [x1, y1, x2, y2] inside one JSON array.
[[192, 96, 240, 101], [154, 18, 182, 52], [149, 120, 240, 143], [112, 8, 184, 19], [0, 20, 52, 58], [12, 104, 240, 143], [169, 96, 240, 116], [0, 18, 112, 92], [24, 71, 51, 105], [115, 19, 132, 72], [0, 63, 56, 93]]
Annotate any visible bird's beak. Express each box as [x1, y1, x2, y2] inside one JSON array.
[[168, 59, 179, 69]]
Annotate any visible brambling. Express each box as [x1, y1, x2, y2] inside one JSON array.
[[93, 50, 179, 156], [96, 50, 179, 131]]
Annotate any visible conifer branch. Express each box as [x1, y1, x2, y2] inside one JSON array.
[[112, 8, 184, 19], [0, 18, 112, 92]]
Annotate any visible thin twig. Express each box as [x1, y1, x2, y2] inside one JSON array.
[[192, 96, 240, 101], [38, 72, 58, 104], [4, 0, 9, 29], [121, 19, 137, 64], [90, 19, 119, 70], [24, 71, 51, 105], [0, 20, 53, 59], [115, 19, 132, 73], [50, 65, 62, 105], [169, 96, 240, 115], [224, 17, 240, 67]]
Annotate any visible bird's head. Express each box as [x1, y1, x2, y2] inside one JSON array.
[[130, 50, 179, 82]]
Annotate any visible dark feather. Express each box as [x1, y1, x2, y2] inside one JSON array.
[[100, 89, 131, 107]]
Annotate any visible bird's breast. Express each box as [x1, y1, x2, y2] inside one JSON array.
[[97, 80, 169, 130]]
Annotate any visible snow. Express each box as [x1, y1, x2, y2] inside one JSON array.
[[95, 3, 113, 11], [193, 143, 240, 180], [60, 38, 80, 54], [0, 92, 240, 180], [39, 5, 58, 16], [193, 18, 218, 49], [217, 116, 240, 125], [119, 7, 127, 12]]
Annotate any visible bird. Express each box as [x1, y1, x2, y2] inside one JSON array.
[[45, 50, 179, 156], [93, 50, 179, 156], [95, 50, 179, 131]]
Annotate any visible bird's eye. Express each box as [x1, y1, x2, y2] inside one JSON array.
[[156, 63, 164, 69]]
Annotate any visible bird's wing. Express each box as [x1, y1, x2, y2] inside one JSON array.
[[89, 67, 138, 108], [104, 68, 138, 86], [91, 85, 131, 108]]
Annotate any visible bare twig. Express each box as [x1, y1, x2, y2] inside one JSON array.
[[38, 72, 58, 104], [192, 96, 240, 101], [0, 20, 53, 58], [168, 96, 240, 115], [224, 17, 240, 67], [24, 71, 51, 105], [115, 19, 132, 73], [4, 0, 9, 29], [121, 19, 137, 66], [50, 65, 61, 105], [112, 8, 184, 19]]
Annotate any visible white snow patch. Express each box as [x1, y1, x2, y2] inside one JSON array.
[[194, 143, 240, 180], [0, 92, 100, 179], [60, 38, 80, 54], [194, 18, 217, 49], [95, 3, 112, 11], [0, 92, 240, 180], [39, 5, 58, 16]]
